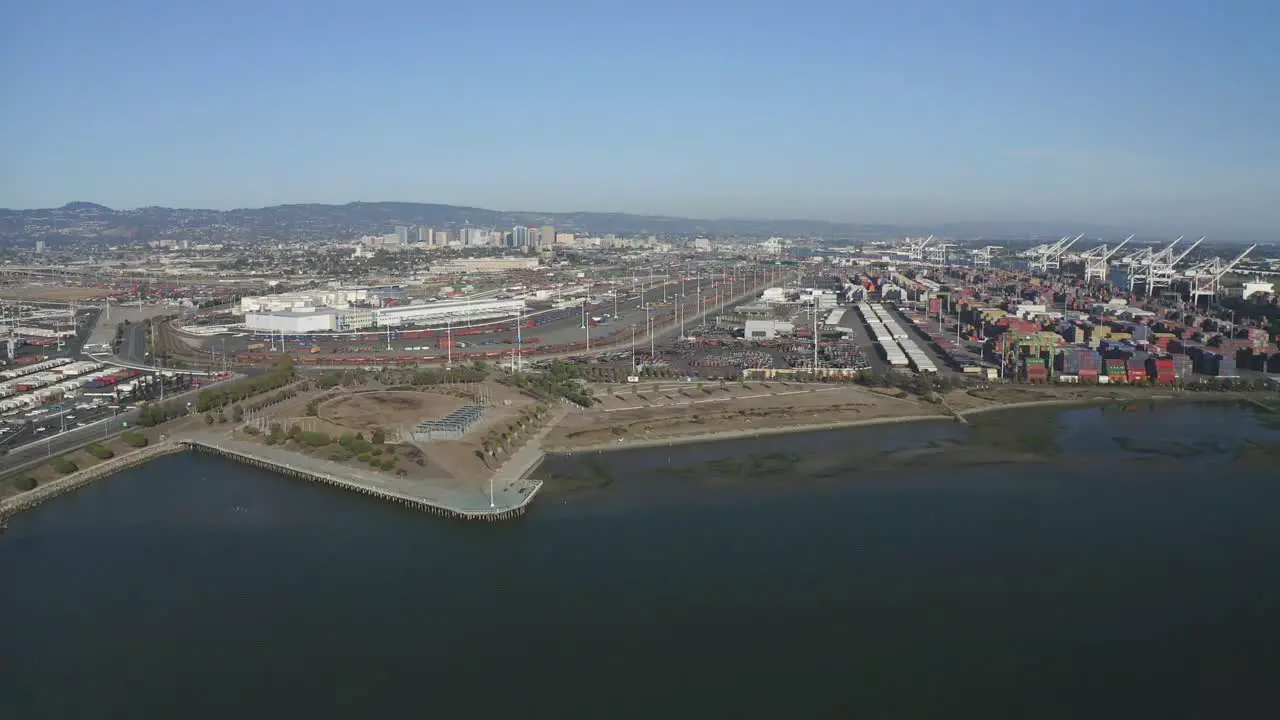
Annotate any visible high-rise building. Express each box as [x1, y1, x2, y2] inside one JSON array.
[[539, 225, 555, 248], [435, 230, 450, 245], [34, 239, 45, 253], [394, 226, 410, 245], [512, 226, 529, 247], [416, 227, 433, 245]]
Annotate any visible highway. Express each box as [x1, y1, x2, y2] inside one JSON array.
[[0, 379, 219, 474]]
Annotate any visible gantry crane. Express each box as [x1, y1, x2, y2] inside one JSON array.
[[1080, 235, 1133, 285], [926, 241, 956, 267], [1190, 244, 1255, 305], [1124, 236, 1181, 293], [1029, 234, 1082, 274], [973, 245, 1002, 269], [1146, 237, 1203, 297], [905, 235, 934, 263]]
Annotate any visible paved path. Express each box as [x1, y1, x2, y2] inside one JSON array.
[[491, 407, 567, 489]]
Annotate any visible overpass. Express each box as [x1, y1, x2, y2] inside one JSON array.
[[86, 353, 224, 377]]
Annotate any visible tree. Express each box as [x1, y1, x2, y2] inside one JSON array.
[[370, 427, 386, 445], [204, 413, 215, 425]]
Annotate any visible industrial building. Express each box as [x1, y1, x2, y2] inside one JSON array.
[[372, 298, 526, 327], [744, 319, 795, 339], [243, 298, 527, 335], [240, 288, 370, 314], [245, 309, 339, 334], [428, 257, 540, 274]]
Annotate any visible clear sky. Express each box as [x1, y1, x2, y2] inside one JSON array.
[[1, 0, 1276, 230]]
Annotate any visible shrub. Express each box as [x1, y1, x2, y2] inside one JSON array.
[[298, 431, 332, 447], [121, 431, 147, 447], [86, 444, 114, 460], [52, 457, 79, 474], [357, 453, 371, 463], [370, 427, 386, 445], [14, 476, 38, 491]]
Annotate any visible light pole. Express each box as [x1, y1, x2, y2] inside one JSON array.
[[630, 325, 636, 375], [648, 308, 655, 358]]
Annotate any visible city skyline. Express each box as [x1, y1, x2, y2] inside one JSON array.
[[2, 1, 1277, 230]]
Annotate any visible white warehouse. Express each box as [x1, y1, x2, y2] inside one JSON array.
[[240, 289, 370, 314], [243, 298, 527, 335], [245, 309, 339, 334]]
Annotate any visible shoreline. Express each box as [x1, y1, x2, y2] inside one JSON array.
[[0, 442, 184, 520], [548, 391, 1276, 456], [547, 413, 956, 454], [4, 392, 1272, 522], [957, 392, 1264, 418]]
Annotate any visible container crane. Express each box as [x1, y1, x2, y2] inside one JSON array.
[[926, 242, 956, 267], [1029, 234, 1082, 274], [1081, 235, 1133, 284], [1125, 236, 1181, 293], [973, 245, 1002, 269], [1190, 245, 1256, 305], [1146, 237, 1203, 297], [905, 235, 934, 263]]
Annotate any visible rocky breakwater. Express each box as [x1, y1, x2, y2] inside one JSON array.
[[0, 442, 184, 520]]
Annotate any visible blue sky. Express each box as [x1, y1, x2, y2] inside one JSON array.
[[1, 0, 1276, 230]]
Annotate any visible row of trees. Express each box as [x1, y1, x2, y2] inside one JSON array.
[[195, 355, 295, 412], [136, 400, 188, 427], [501, 363, 596, 407], [478, 404, 552, 461]]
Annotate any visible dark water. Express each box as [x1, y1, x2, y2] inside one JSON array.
[[3, 403, 1280, 718]]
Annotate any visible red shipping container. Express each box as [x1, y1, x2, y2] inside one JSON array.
[[1128, 369, 1147, 383]]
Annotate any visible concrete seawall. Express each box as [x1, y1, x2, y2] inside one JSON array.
[[0, 442, 184, 520]]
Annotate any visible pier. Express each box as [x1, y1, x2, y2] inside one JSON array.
[[2, 432, 544, 523], [178, 432, 541, 522]]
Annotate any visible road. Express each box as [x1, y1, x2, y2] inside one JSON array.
[[0, 380, 223, 474]]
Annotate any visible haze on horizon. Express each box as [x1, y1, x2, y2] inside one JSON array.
[[1, 0, 1276, 232]]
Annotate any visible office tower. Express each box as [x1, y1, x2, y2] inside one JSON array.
[[394, 226, 410, 245], [539, 225, 555, 248], [35, 239, 45, 253], [512, 226, 529, 247], [416, 227, 433, 244]]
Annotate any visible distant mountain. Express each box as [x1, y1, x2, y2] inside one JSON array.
[[0, 201, 917, 244], [1, 201, 1265, 246]]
